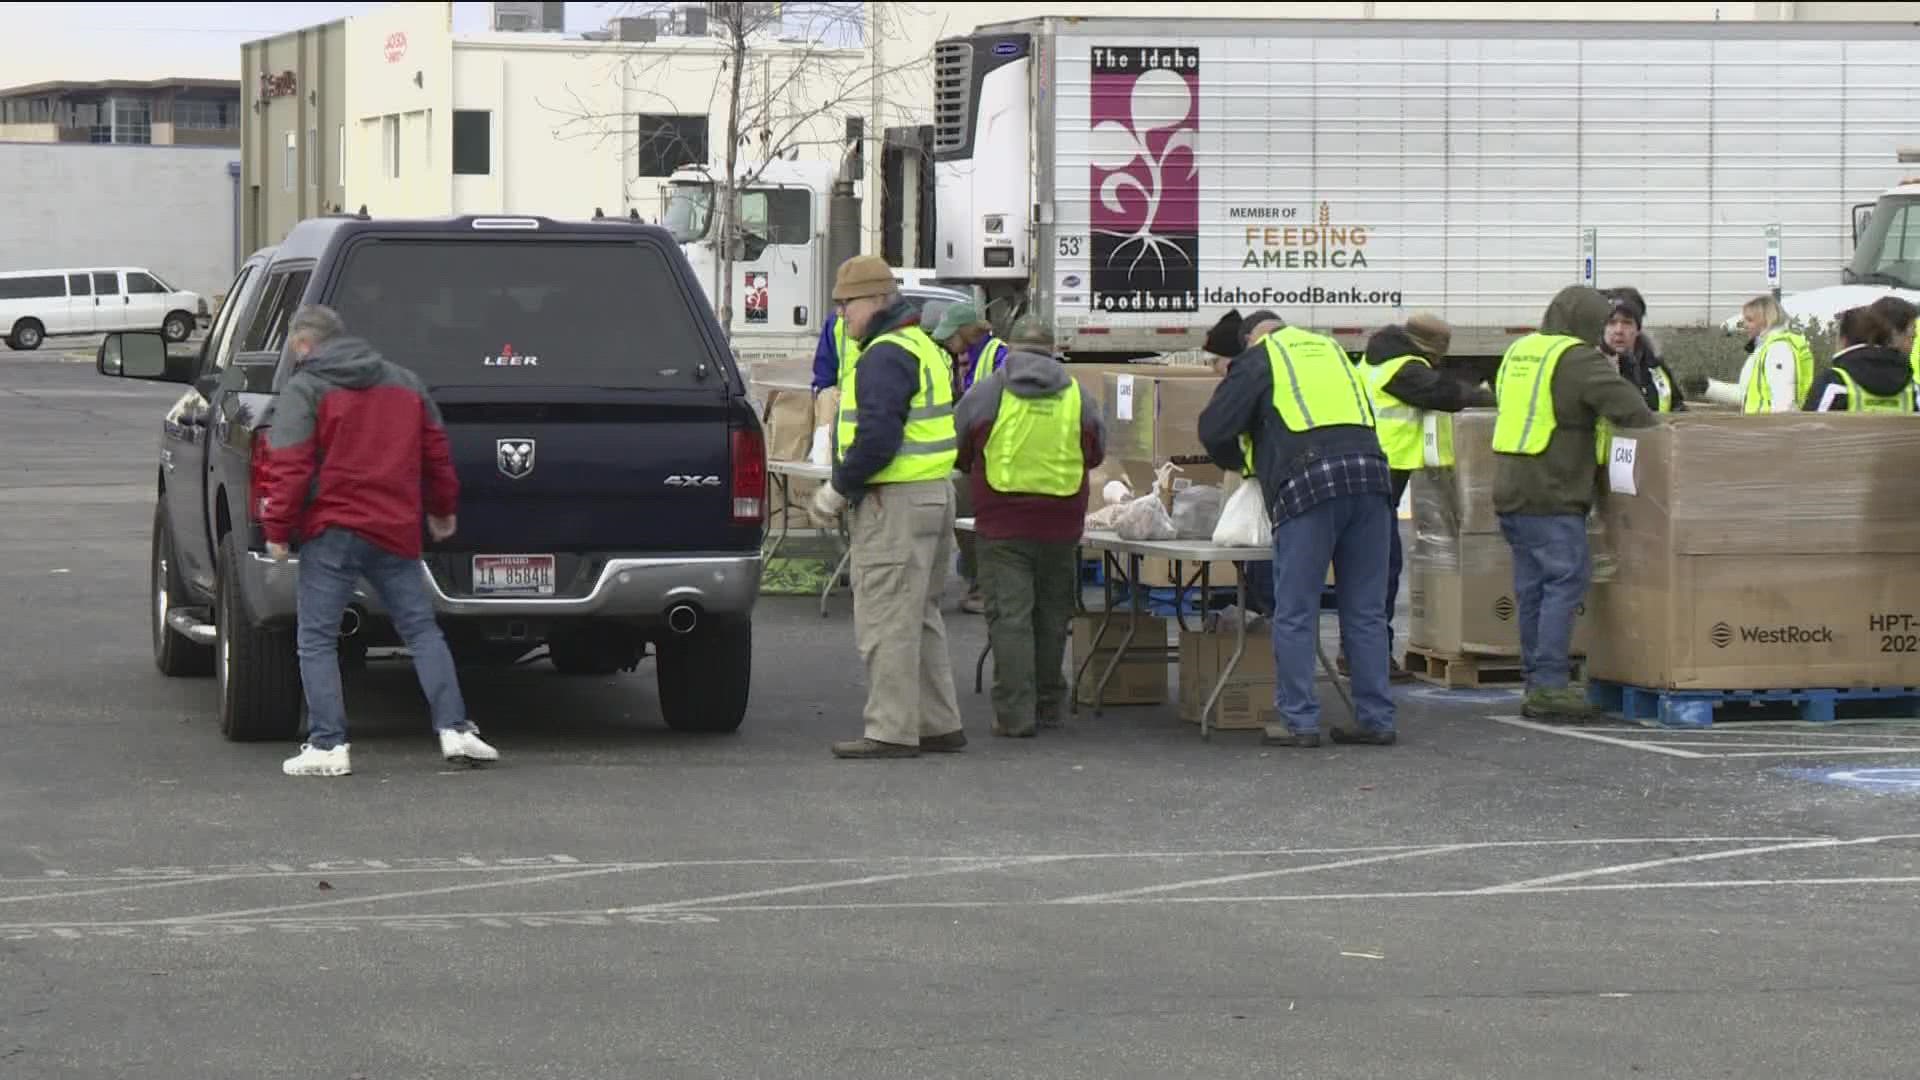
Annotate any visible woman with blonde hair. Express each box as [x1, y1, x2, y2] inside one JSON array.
[[1709, 294, 1813, 413]]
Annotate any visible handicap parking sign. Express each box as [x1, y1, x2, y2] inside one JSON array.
[[1782, 766, 1920, 794]]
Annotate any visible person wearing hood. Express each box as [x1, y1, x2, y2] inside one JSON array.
[[1492, 286, 1657, 722], [1358, 313, 1494, 680], [812, 256, 967, 760], [260, 305, 499, 778], [954, 318, 1107, 737], [930, 301, 1007, 615], [1867, 295, 1919, 383], [1199, 311, 1398, 749], [1803, 306, 1918, 412], [1600, 287, 1685, 414]]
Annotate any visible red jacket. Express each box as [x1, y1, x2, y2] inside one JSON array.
[[259, 336, 458, 559], [953, 349, 1106, 544]]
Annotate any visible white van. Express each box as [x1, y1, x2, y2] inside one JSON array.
[[0, 267, 206, 351]]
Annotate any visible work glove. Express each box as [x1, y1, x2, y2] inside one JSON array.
[[811, 481, 848, 518]]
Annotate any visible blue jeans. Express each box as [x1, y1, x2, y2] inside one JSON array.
[[1270, 493, 1395, 735], [1385, 471, 1410, 660], [296, 528, 471, 749], [1496, 513, 1590, 692]]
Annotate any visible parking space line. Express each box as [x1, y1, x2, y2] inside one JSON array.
[[1475, 836, 1909, 894], [1055, 846, 1468, 904], [619, 856, 1070, 913], [1491, 717, 1708, 757], [163, 863, 656, 924]]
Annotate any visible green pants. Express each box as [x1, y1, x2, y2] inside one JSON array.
[[979, 538, 1077, 735]]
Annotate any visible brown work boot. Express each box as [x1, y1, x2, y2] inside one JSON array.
[[991, 721, 1037, 738], [1388, 659, 1415, 684], [920, 731, 968, 753], [961, 588, 986, 615], [831, 738, 920, 759]]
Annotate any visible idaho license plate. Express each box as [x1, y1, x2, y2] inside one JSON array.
[[472, 554, 556, 596]]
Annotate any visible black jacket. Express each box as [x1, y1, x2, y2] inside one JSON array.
[[1606, 338, 1686, 413], [1198, 334, 1386, 514], [832, 298, 932, 500], [1361, 326, 1494, 410], [1803, 344, 1916, 411]]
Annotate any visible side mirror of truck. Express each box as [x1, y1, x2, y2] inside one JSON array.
[[1852, 202, 1874, 247], [98, 331, 194, 384]]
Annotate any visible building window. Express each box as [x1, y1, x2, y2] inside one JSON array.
[[174, 99, 234, 130], [634, 114, 707, 178], [452, 110, 490, 176], [284, 131, 296, 192], [309, 127, 319, 186], [30, 98, 50, 123], [112, 98, 152, 144], [383, 115, 400, 179], [338, 124, 346, 187]]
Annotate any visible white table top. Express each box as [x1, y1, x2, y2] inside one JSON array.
[[768, 459, 833, 481], [954, 518, 1272, 563]]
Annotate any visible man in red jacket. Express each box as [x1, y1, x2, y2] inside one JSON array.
[[954, 318, 1106, 736], [260, 305, 498, 777]]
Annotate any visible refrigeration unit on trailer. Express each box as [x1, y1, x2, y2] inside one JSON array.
[[933, 17, 1920, 360]]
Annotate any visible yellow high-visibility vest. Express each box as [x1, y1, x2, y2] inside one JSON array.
[[834, 326, 958, 485], [984, 384, 1084, 496]]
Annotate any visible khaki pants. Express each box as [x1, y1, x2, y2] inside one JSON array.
[[850, 478, 963, 746]]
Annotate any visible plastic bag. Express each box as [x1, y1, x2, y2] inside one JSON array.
[[1114, 492, 1177, 541], [1170, 484, 1225, 540], [1212, 478, 1272, 548], [1113, 462, 1179, 541], [808, 424, 831, 467]]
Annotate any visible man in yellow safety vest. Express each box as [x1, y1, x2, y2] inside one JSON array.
[[1491, 286, 1655, 722], [1357, 312, 1492, 680], [953, 318, 1106, 737], [811, 255, 966, 760], [1199, 313, 1399, 749]]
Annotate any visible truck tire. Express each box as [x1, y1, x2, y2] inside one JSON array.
[[162, 311, 194, 343], [215, 534, 302, 742], [654, 619, 750, 733], [152, 504, 213, 677]]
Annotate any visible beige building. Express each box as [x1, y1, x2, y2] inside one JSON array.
[[239, 20, 349, 256], [0, 78, 239, 147]]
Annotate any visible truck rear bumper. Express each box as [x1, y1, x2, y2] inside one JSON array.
[[241, 552, 763, 627]]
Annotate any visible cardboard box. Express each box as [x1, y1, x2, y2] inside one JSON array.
[[1588, 414, 1920, 690], [1178, 630, 1276, 730], [1103, 371, 1223, 467], [1071, 614, 1170, 706], [1406, 544, 1593, 658]]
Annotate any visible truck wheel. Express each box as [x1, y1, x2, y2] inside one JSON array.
[[548, 632, 638, 676], [9, 319, 43, 351], [162, 311, 194, 343], [215, 534, 302, 742], [152, 504, 213, 677], [654, 619, 750, 733]]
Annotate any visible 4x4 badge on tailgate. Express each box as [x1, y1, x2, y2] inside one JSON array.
[[497, 438, 535, 480]]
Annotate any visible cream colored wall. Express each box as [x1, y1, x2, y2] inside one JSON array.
[[0, 122, 56, 141], [344, 1, 454, 218]]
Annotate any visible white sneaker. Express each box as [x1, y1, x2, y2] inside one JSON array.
[[440, 728, 500, 765], [283, 743, 351, 777]]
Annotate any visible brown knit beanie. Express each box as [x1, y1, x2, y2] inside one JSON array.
[[1404, 312, 1452, 358]]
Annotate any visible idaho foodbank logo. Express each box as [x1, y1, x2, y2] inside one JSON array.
[[1710, 622, 1733, 649]]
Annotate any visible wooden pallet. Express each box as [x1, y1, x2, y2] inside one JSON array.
[[1404, 646, 1584, 690], [1590, 680, 1920, 729]]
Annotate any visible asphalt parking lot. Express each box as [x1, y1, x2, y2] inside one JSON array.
[[5, 357, 1920, 1079]]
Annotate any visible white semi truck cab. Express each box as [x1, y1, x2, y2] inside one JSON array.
[[663, 159, 850, 366]]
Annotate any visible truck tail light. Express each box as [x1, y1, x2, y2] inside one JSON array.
[[247, 426, 272, 525], [730, 425, 767, 525]]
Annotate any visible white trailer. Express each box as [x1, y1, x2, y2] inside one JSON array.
[[933, 16, 1920, 359]]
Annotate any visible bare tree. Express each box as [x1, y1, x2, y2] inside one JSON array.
[[542, 1, 941, 334]]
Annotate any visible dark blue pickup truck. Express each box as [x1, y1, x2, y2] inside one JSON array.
[[98, 212, 767, 741]]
